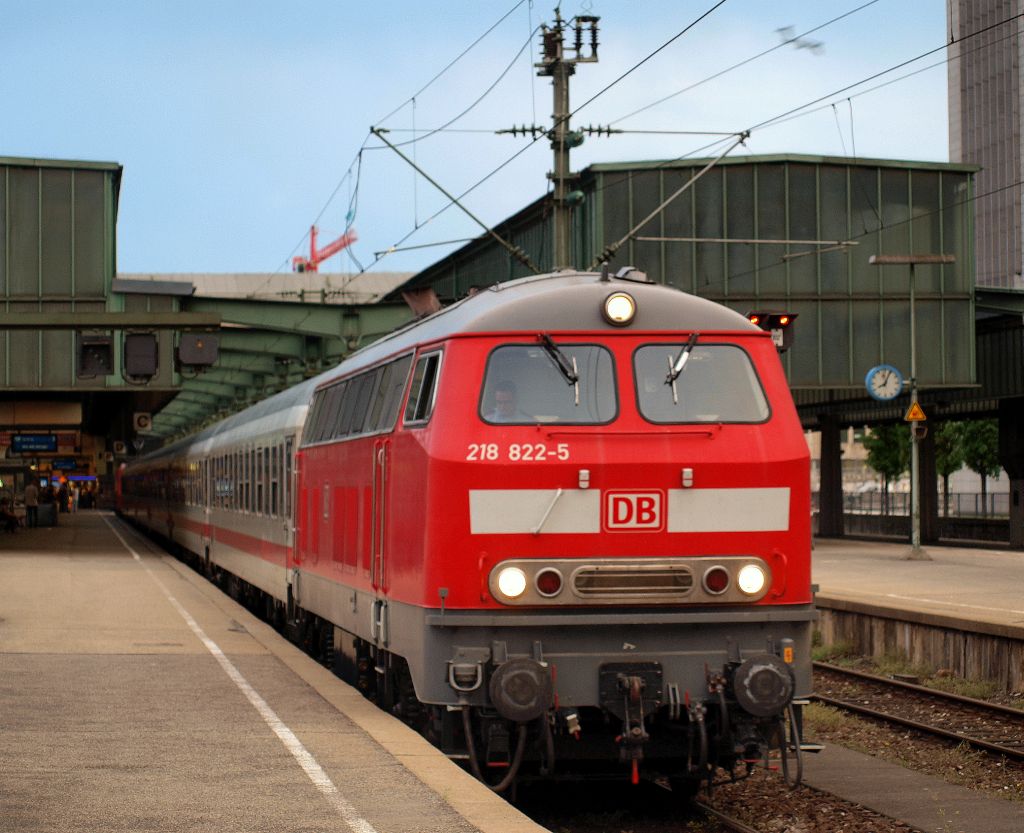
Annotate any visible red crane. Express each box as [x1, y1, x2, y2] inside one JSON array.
[[292, 225, 358, 273]]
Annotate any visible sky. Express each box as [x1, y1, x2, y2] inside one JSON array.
[[0, 1, 952, 277]]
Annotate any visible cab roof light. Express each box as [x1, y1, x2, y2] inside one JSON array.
[[603, 291, 636, 326]]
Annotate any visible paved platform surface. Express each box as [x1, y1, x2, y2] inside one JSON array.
[[0, 512, 546, 833], [802, 744, 1024, 833], [813, 537, 1024, 634], [3, 515, 1022, 833], [808, 536, 1024, 832]]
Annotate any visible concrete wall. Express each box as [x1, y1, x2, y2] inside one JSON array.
[[816, 597, 1024, 691]]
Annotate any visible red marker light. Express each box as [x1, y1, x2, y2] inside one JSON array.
[[535, 568, 563, 597], [748, 314, 760, 325], [778, 315, 790, 326], [703, 566, 730, 594]]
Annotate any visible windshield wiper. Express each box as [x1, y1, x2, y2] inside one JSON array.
[[539, 333, 580, 406], [665, 332, 699, 404]]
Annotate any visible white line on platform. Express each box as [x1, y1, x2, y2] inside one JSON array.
[[103, 517, 379, 833], [883, 592, 1024, 616]]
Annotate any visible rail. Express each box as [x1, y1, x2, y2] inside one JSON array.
[[812, 662, 1024, 762]]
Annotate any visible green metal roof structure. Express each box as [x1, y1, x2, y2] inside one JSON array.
[[0, 155, 413, 461], [395, 153, 978, 402]]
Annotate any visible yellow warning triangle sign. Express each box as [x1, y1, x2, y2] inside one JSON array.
[[905, 401, 927, 422]]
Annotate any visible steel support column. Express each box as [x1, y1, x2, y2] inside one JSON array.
[[998, 398, 1024, 549], [817, 415, 844, 538], [919, 426, 939, 544]]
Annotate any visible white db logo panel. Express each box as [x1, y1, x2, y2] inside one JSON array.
[[604, 491, 664, 531]]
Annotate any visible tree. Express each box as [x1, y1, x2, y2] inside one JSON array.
[[934, 421, 965, 517], [959, 418, 1001, 517], [863, 424, 910, 514]]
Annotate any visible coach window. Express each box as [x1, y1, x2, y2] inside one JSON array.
[[321, 382, 347, 441], [266, 448, 274, 514], [305, 390, 326, 443], [249, 447, 256, 512], [284, 436, 294, 517], [271, 444, 280, 517], [357, 367, 387, 435], [633, 343, 770, 424], [363, 366, 388, 433], [255, 447, 264, 514], [480, 343, 616, 424], [240, 447, 248, 512], [335, 372, 372, 438], [404, 351, 442, 425], [367, 355, 413, 432]]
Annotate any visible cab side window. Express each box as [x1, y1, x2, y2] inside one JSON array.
[[403, 351, 442, 426]]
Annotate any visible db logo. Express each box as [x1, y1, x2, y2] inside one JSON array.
[[603, 491, 664, 531]]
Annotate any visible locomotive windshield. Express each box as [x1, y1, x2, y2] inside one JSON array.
[[480, 343, 616, 424], [634, 343, 769, 423]]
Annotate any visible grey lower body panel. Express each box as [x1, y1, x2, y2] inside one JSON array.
[[295, 567, 814, 710], [418, 607, 814, 707]]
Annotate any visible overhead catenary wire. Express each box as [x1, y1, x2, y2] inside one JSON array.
[[371, 127, 542, 274], [330, 3, 1019, 283], [375, 0, 529, 125], [568, 0, 732, 122], [576, 9, 1024, 221], [609, 0, 883, 125], [360, 0, 736, 275], [363, 1, 894, 273], [271, 1, 532, 285], [745, 10, 1024, 136], [385, 24, 541, 150], [588, 131, 750, 269]]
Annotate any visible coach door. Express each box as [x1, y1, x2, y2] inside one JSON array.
[[371, 438, 389, 591], [283, 436, 295, 554], [369, 437, 390, 645], [202, 457, 213, 565]]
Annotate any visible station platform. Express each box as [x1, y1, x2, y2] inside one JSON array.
[[3, 516, 1022, 833], [812, 537, 1024, 636], [806, 536, 1024, 833], [0, 512, 546, 833]]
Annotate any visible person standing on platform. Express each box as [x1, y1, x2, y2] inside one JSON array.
[[23, 480, 39, 528], [42, 483, 57, 526]]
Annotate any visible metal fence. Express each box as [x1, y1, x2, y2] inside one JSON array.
[[834, 491, 1010, 518]]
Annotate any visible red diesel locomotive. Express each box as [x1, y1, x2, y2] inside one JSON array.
[[120, 269, 814, 793]]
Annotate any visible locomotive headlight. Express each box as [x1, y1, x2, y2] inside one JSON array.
[[603, 292, 636, 326], [737, 564, 767, 595], [496, 566, 528, 599]]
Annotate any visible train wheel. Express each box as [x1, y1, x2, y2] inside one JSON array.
[[394, 659, 424, 729]]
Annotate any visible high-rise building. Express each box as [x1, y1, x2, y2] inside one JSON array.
[[947, 1, 1023, 288]]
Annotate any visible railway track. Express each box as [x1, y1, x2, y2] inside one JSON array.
[[693, 799, 764, 833], [812, 662, 1024, 761]]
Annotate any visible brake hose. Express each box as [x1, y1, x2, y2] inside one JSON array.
[[461, 706, 528, 793]]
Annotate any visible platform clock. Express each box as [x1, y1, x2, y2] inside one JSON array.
[[865, 364, 904, 401]]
